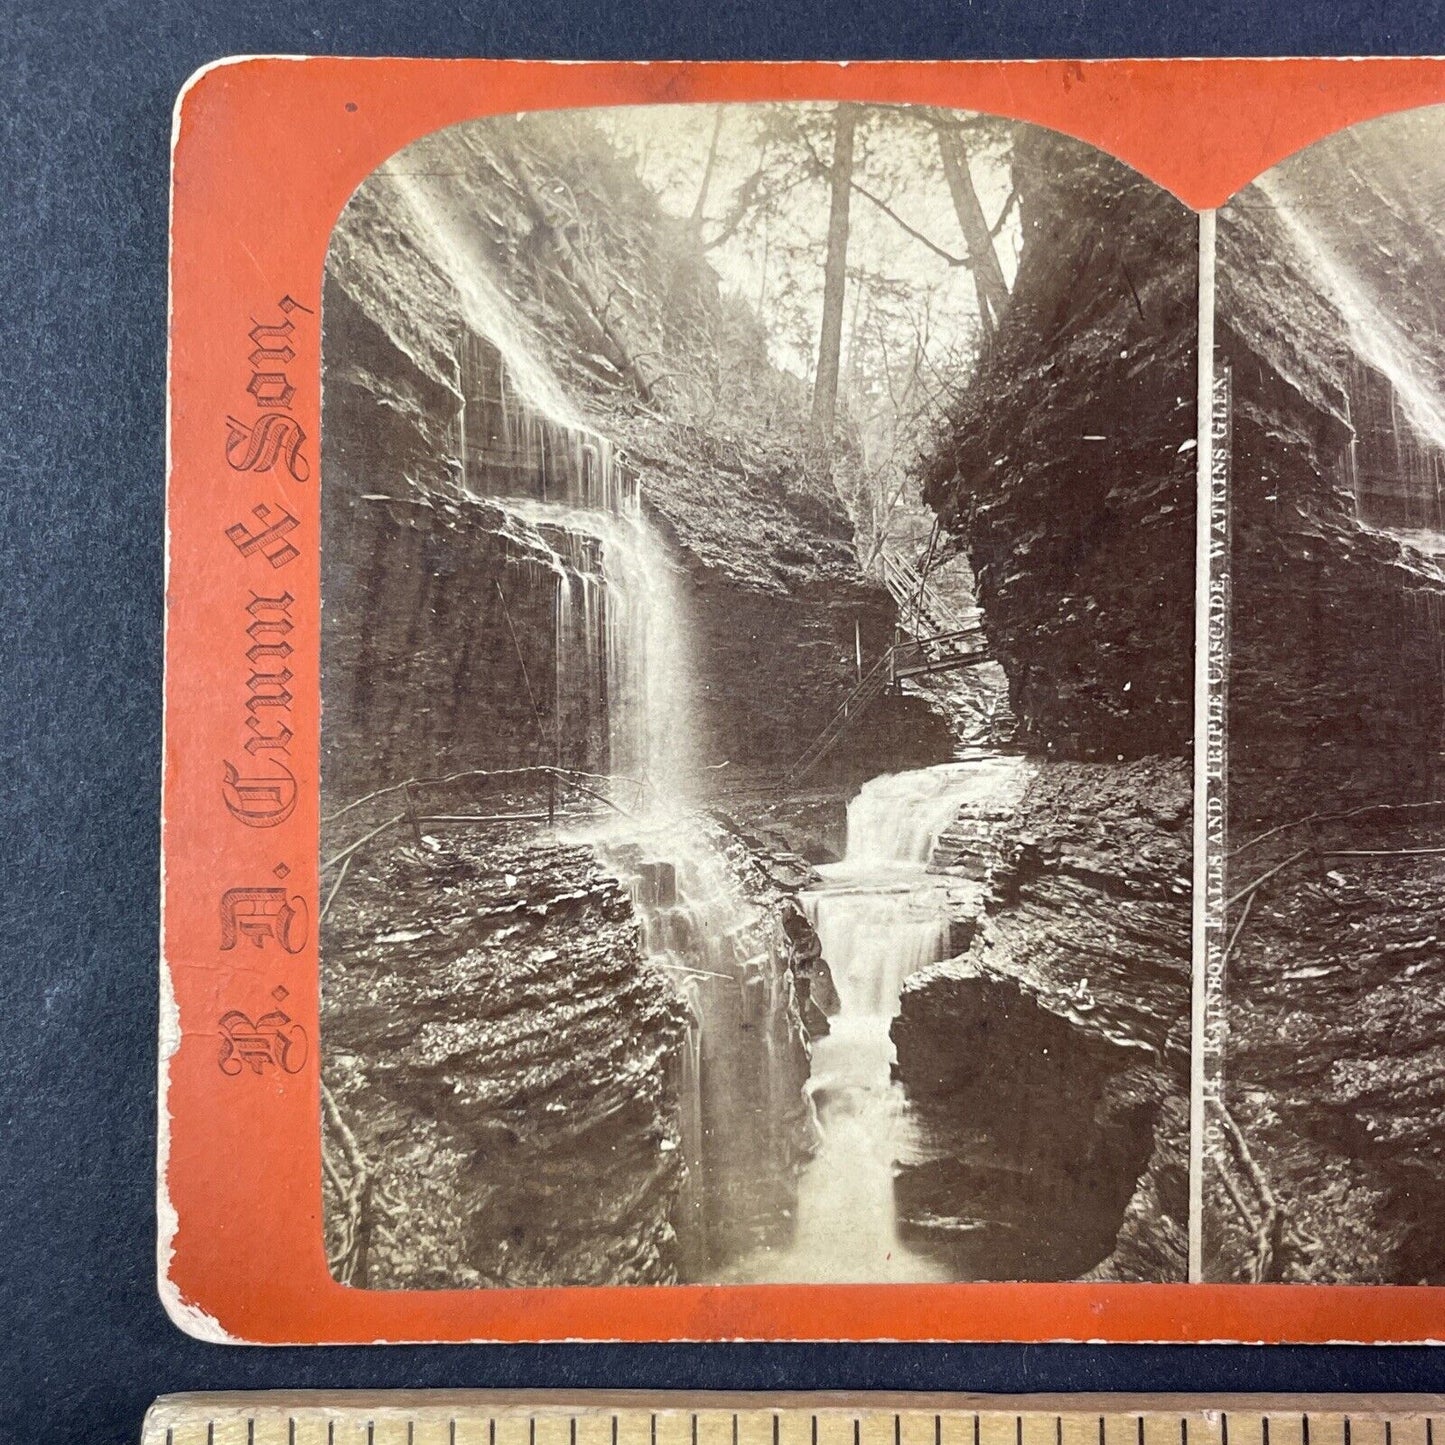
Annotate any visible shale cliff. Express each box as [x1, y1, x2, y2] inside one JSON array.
[[920, 130, 1197, 763], [321, 808, 824, 1286], [323, 115, 946, 800], [1219, 120, 1445, 824], [901, 130, 1198, 1280], [895, 758, 1191, 1281], [321, 826, 689, 1288], [1210, 109, 1445, 1283]]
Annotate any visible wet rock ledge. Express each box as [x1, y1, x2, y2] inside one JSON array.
[[893, 758, 1192, 1281], [321, 825, 689, 1288], [320, 807, 824, 1289]]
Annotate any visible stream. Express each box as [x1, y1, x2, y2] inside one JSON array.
[[730, 758, 1020, 1283]]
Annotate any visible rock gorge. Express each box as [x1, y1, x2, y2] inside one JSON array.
[[907, 129, 1197, 1280], [320, 110, 1197, 1286]]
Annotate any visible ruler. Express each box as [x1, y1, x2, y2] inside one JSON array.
[[142, 1394, 1445, 1445]]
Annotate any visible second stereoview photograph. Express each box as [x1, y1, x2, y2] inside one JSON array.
[[315, 102, 1197, 1290], [1206, 105, 1445, 1285]]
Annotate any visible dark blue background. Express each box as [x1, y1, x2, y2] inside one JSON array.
[[7, 3, 1445, 1441]]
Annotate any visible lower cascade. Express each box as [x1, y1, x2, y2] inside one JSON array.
[[597, 809, 815, 1277], [731, 762, 1009, 1283]]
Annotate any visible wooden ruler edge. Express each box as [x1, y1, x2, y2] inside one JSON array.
[[144, 1392, 1445, 1424]]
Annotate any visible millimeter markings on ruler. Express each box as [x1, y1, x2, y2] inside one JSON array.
[[142, 1393, 1445, 1445]]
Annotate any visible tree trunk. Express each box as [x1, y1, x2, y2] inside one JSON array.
[[689, 106, 725, 229], [810, 103, 858, 451], [930, 114, 1011, 339], [845, 270, 866, 392]]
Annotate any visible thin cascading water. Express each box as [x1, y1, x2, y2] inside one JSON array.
[[1254, 174, 1445, 769], [378, 159, 584, 429], [495, 496, 694, 801], [1258, 171, 1445, 550], [377, 150, 695, 800]]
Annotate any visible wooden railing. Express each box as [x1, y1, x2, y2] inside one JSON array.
[[778, 626, 993, 791], [319, 764, 648, 920]]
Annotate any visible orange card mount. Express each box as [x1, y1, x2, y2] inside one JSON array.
[[164, 57, 1445, 1343]]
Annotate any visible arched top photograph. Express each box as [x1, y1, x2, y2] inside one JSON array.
[[316, 100, 1197, 1293]]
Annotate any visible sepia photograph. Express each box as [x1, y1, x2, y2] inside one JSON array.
[[1208, 107, 1445, 1283], [316, 101, 1196, 1289]]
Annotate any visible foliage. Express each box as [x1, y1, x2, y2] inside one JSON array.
[[595, 103, 1021, 560], [436, 104, 1020, 567]]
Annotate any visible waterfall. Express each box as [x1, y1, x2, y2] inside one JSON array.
[[374, 142, 700, 807], [601, 810, 805, 1271], [450, 321, 694, 801], [378, 160, 584, 428], [379, 156, 764, 1272], [809, 890, 953, 1020], [841, 765, 995, 869], [729, 762, 1001, 1283], [380, 153, 1003, 1280], [1259, 172, 1445, 551], [1257, 171, 1445, 792], [495, 496, 694, 800]]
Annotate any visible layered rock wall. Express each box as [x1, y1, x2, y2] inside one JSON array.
[[919, 129, 1197, 761], [323, 118, 948, 806], [1220, 159, 1445, 827], [321, 808, 825, 1287], [894, 759, 1191, 1281], [321, 830, 690, 1288], [903, 130, 1197, 1279]]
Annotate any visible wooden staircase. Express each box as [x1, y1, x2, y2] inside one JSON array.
[[775, 546, 997, 790], [875, 548, 973, 638], [779, 648, 897, 792], [779, 624, 992, 791]]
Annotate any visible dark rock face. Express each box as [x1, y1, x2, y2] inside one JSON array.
[[919, 129, 1197, 762], [894, 962, 1176, 1281], [1210, 109, 1445, 1282], [902, 129, 1195, 1282], [320, 476, 609, 803], [680, 573, 951, 783], [894, 759, 1191, 1281], [1220, 155, 1445, 826], [1208, 821, 1445, 1283], [320, 829, 690, 1288], [321, 812, 824, 1288]]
